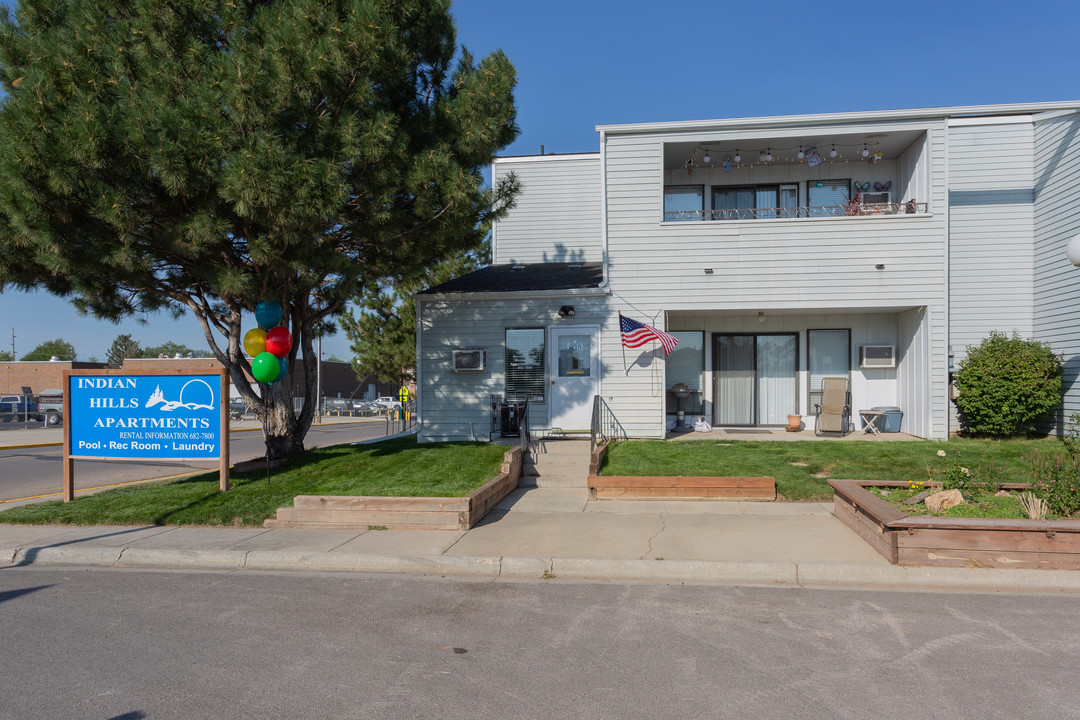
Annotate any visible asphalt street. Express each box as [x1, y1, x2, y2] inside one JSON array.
[[2, 567, 1079, 719], [0, 420, 388, 503]]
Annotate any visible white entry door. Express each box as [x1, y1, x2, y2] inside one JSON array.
[[549, 326, 600, 431]]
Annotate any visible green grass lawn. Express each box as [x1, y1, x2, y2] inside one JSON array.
[[601, 437, 1063, 501], [0, 437, 509, 528]]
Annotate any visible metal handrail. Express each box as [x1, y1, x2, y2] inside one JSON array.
[[665, 202, 928, 222], [590, 395, 603, 453]]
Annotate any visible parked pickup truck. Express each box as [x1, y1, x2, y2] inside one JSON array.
[[36, 392, 64, 426], [0, 393, 41, 422]]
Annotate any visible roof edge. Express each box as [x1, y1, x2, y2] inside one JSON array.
[[493, 152, 601, 164], [596, 101, 1080, 135]]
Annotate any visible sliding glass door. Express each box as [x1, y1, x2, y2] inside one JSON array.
[[714, 334, 798, 426]]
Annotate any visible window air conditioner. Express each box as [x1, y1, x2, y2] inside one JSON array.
[[860, 345, 895, 368], [452, 348, 486, 372], [861, 191, 891, 205]]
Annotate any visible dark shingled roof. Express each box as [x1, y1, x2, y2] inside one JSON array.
[[418, 262, 604, 294]]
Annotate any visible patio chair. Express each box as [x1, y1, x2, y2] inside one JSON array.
[[814, 377, 851, 437]]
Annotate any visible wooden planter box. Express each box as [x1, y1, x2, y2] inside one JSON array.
[[829, 479, 1080, 570], [586, 441, 775, 501], [264, 447, 522, 531], [588, 475, 775, 501]]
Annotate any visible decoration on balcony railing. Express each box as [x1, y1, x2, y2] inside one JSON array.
[[663, 200, 928, 222]]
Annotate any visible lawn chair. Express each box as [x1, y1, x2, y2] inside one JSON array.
[[814, 377, 851, 437]]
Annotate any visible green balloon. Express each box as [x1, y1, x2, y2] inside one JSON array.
[[251, 352, 280, 383]]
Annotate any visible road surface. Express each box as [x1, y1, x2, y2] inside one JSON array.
[[1, 568, 1078, 719]]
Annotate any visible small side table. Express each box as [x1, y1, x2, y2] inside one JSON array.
[[858, 410, 884, 436]]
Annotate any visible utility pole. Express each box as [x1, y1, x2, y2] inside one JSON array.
[[11, 328, 14, 359], [316, 333, 322, 424]]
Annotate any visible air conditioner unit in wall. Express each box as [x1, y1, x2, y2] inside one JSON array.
[[860, 345, 895, 368], [861, 191, 891, 205]]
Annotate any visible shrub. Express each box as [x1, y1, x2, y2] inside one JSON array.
[[954, 331, 1062, 436], [1023, 451, 1080, 517]]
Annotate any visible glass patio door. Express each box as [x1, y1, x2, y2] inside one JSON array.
[[714, 334, 797, 426]]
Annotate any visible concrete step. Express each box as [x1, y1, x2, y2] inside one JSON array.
[[518, 472, 588, 489], [522, 457, 591, 473], [528, 438, 592, 458]]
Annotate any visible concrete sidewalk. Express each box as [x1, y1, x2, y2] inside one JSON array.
[[4, 487, 1080, 593]]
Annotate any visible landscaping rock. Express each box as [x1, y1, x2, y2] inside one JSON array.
[[926, 489, 965, 513]]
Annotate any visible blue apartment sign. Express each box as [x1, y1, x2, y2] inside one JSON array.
[[68, 373, 223, 459]]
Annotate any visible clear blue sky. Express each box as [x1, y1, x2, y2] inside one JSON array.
[[2, 0, 1078, 361]]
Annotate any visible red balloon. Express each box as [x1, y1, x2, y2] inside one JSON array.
[[265, 326, 293, 357]]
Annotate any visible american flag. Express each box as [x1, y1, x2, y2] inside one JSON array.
[[620, 314, 679, 356]]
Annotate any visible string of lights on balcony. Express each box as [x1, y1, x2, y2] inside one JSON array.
[[682, 142, 883, 175]]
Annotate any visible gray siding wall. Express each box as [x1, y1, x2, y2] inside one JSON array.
[[417, 295, 610, 442], [1033, 111, 1080, 429], [492, 154, 603, 265], [602, 120, 950, 439], [947, 119, 1035, 361]]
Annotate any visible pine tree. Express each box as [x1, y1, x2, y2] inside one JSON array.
[[106, 334, 143, 368], [0, 0, 519, 459]]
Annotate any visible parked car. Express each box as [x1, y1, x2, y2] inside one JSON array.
[[374, 396, 402, 409], [0, 394, 40, 422], [322, 397, 352, 413]]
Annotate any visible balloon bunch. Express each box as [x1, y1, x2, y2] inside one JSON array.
[[243, 300, 293, 384]]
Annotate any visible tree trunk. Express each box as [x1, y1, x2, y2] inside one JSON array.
[[261, 376, 304, 460]]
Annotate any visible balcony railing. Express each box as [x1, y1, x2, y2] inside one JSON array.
[[665, 201, 928, 223]]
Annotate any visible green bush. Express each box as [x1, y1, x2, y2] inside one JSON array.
[[954, 331, 1062, 436], [1023, 451, 1080, 517]]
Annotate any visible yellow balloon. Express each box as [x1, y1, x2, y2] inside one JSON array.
[[243, 328, 267, 357]]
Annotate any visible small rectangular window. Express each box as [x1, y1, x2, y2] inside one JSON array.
[[506, 328, 545, 402], [664, 185, 703, 222]]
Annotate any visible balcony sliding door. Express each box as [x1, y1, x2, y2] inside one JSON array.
[[714, 333, 797, 426]]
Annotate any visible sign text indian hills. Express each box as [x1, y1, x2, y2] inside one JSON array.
[[69, 374, 222, 460]]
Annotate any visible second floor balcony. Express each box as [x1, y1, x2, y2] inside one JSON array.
[[662, 128, 930, 224]]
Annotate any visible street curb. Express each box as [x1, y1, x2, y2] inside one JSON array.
[[12, 545, 124, 567], [4, 546, 1080, 592], [0, 441, 63, 450], [548, 557, 800, 585], [116, 548, 248, 570], [795, 562, 1080, 592]]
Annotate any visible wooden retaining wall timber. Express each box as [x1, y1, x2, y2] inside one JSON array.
[[829, 479, 1080, 570], [588, 475, 776, 501], [264, 447, 522, 531]]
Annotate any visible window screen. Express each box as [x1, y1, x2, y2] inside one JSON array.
[[506, 328, 545, 401], [807, 180, 851, 216]]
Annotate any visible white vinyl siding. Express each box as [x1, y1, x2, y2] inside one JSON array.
[[417, 296, 610, 442], [492, 155, 602, 264], [1033, 111, 1080, 431], [602, 122, 947, 438], [947, 119, 1035, 367]]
